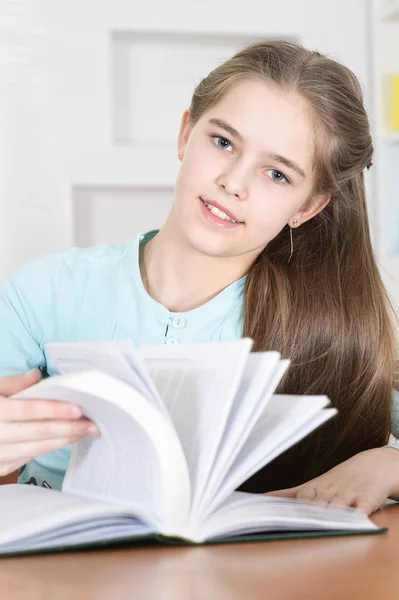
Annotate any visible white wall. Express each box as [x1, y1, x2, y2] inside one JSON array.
[[371, 0, 399, 314], [0, 0, 377, 289]]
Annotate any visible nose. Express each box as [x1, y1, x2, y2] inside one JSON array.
[[217, 165, 248, 200]]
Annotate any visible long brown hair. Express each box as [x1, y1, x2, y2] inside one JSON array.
[[189, 40, 398, 491]]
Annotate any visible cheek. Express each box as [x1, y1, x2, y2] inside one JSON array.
[[249, 189, 300, 241], [250, 216, 286, 244], [176, 151, 218, 199], [175, 159, 195, 197], [251, 189, 292, 224], [174, 158, 205, 217], [177, 156, 201, 190]]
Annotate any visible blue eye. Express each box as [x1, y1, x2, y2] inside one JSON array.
[[266, 169, 289, 184], [211, 135, 233, 152]]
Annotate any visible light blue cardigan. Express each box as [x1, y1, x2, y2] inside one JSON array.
[[0, 229, 398, 489]]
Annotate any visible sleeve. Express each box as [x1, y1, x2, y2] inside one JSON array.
[[0, 256, 61, 376]]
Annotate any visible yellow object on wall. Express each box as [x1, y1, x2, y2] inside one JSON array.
[[384, 73, 399, 131]]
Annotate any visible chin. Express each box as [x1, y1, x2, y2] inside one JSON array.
[[174, 202, 242, 256], [184, 228, 239, 258]]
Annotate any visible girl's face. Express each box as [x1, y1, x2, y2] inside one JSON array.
[[174, 78, 329, 260]]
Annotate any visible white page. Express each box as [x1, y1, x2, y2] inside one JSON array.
[[196, 491, 377, 543], [5, 514, 154, 554], [137, 339, 253, 509], [198, 355, 289, 511], [0, 484, 154, 552], [202, 395, 335, 518], [6, 523, 154, 554], [215, 409, 336, 510], [14, 370, 191, 533], [45, 341, 166, 413]]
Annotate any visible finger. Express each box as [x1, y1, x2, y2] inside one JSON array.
[[312, 489, 342, 508], [0, 369, 42, 396], [0, 398, 83, 421], [0, 433, 97, 467], [296, 487, 318, 502], [265, 487, 300, 498], [327, 493, 356, 509], [0, 418, 99, 443], [354, 497, 380, 516], [0, 457, 33, 477]]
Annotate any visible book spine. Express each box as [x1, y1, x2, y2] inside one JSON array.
[[384, 73, 399, 131]]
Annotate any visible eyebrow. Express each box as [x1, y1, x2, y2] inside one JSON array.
[[208, 117, 307, 179]]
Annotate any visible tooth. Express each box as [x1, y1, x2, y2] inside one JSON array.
[[204, 200, 239, 223]]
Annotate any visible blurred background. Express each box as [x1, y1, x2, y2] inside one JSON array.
[[0, 0, 398, 310]]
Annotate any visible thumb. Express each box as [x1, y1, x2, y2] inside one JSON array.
[[264, 486, 300, 499], [0, 368, 42, 397]]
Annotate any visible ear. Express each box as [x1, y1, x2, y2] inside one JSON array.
[[177, 109, 192, 161], [289, 193, 330, 227]]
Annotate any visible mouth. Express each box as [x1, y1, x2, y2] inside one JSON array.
[[200, 197, 244, 225]]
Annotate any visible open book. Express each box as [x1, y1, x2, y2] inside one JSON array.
[[0, 339, 383, 556]]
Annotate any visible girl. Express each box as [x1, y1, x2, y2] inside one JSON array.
[[0, 40, 398, 514]]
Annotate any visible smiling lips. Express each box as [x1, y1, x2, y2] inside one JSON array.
[[200, 197, 243, 224]]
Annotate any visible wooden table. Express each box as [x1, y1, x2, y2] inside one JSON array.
[[0, 505, 398, 600]]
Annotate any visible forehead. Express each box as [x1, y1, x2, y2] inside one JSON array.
[[202, 79, 316, 174]]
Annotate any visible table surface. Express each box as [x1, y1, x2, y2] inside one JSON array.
[[1, 504, 398, 600]]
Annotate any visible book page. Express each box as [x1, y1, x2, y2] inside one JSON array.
[[197, 491, 377, 543], [14, 370, 191, 533], [137, 339, 253, 510], [0, 485, 154, 554], [45, 341, 166, 413], [198, 354, 289, 512], [203, 395, 335, 517]]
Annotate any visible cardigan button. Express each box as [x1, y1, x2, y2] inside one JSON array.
[[171, 316, 186, 329], [165, 337, 180, 345]]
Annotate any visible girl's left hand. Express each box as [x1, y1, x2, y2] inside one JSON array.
[[266, 447, 399, 515]]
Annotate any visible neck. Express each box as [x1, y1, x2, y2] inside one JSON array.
[[140, 217, 255, 313]]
